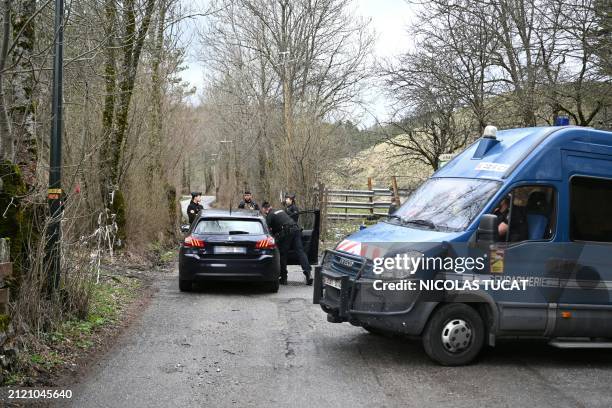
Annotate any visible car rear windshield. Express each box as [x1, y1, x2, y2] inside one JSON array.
[[194, 218, 265, 234]]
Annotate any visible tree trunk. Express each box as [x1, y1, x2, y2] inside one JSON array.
[[100, 0, 117, 199], [282, 76, 293, 186], [109, 0, 156, 188], [10, 0, 37, 187], [0, 0, 12, 161], [149, 0, 167, 180]]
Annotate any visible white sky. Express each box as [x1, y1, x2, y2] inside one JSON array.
[[180, 0, 416, 125]]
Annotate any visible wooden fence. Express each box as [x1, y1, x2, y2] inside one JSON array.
[[317, 177, 414, 237], [0, 239, 11, 314]]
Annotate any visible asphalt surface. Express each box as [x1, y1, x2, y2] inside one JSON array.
[[61, 265, 612, 408]]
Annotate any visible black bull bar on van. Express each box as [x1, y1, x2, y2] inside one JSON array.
[[312, 249, 428, 323]]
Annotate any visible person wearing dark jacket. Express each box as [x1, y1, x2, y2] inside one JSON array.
[[187, 192, 204, 224], [261, 202, 312, 285], [283, 193, 300, 223], [238, 191, 260, 210]]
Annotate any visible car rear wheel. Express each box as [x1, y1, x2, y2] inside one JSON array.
[[266, 279, 280, 293], [179, 279, 193, 292], [422, 303, 484, 366]]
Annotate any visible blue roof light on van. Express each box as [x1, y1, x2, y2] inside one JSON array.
[[473, 125, 500, 159], [554, 115, 570, 126]]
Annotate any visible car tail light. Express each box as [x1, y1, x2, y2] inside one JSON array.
[[184, 235, 206, 248], [256, 236, 276, 249]]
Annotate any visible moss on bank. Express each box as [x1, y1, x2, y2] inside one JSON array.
[[0, 161, 27, 272]]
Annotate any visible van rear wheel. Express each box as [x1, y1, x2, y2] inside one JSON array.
[[422, 303, 484, 366]]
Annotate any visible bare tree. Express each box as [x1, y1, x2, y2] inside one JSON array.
[[0, 0, 11, 160], [10, 0, 38, 186], [382, 50, 472, 170], [99, 0, 156, 189], [539, 0, 611, 125], [199, 0, 373, 203]]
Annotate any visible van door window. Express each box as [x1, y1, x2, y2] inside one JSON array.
[[570, 176, 612, 242], [492, 186, 556, 242]]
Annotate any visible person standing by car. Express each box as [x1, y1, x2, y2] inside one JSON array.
[[261, 202, 312, 285], [187, 192, 203, 224], [283, 193, 300, 223], [238, 191, 260, 210]]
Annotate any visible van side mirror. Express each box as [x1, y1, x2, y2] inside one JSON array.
[[477, 214, 498, 243], [180, 224, 190, 234]]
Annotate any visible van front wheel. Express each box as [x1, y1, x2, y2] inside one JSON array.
[[422, 303, 484, 366]]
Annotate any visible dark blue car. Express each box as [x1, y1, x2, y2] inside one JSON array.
[[180, 209, 320, 293]]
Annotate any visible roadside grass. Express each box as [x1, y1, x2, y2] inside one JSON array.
[[159, 250, 177, 264], [323, 221, 361, 250], [6, 275, 142, 385], [147, 240, 177, 266]]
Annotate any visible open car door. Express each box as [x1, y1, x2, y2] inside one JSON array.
[[287, 209, 320, 265]]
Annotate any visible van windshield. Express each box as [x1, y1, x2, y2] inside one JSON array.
[[392, 178, 500, 231]]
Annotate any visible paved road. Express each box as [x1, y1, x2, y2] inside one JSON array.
[[64, 267, 612, 408]]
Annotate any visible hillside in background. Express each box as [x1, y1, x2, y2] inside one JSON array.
[[324, 132, 441, 191]]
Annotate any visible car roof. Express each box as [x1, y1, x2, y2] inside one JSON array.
[[198, 209, 264, 220]]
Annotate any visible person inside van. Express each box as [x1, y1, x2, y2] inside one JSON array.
[[493, 196, 510, 240]]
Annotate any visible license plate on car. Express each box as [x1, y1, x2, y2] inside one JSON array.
[[323, 276, 342, 290], [214, 246, 247, 254]]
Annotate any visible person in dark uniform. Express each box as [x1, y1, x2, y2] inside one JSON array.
[[493, 196, 510, 240], [238, 191, 260, 210], [493, 194, 531, 242], [283, 193, 299, 223], [187, 192, 204, 224], [261, 201, 312, 285]]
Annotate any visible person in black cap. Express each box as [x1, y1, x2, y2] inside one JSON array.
[[187, 192, 203, 224], [283, 193, 300, 223], [261, 201, 312, 285], [238, 191, 259, 210]]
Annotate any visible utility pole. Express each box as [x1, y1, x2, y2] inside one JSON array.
[[219, 139, 234, 196], [46, 0, 65, 292]]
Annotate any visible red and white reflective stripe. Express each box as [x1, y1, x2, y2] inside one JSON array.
[[361, 244, 384, 259], [336, 240, 386, 260], [336, 239, 361, 255]]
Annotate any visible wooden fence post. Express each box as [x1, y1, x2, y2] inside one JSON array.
[[344, 194, 348, 220], [367, 177, 373, 216], [391, 176, 399, 202], [318, 182, 327, 241]]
